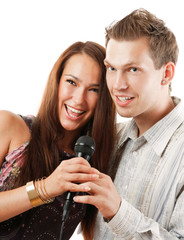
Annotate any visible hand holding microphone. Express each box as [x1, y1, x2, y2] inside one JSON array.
[[59, 136, 96, 239], [62, 136, 95, 222]]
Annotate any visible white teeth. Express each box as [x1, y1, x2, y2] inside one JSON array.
[[118, 96, 132, 101], [66, 105, 83, 114]]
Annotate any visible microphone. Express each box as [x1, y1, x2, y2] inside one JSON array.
[[59, 136, 95, 240], [74, 135, 95, 160]]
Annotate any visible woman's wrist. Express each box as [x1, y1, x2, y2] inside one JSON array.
[[26, 181, 44, 207], [26, 178, 55, 207]]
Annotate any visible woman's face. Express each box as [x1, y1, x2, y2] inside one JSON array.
[[57, 53, 101, 134]]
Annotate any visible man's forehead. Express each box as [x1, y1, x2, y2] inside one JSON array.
[[105, 38, 151, 66]]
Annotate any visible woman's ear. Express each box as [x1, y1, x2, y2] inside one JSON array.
[[161, 62, 175, 85]]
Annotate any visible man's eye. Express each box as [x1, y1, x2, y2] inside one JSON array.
[[130, 67, 138, 72], [108, 66, 115, 71], [66, 79, 76, 86]]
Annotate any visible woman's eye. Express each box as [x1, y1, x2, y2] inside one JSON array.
[[66, 79, 76, 86], [90, 88, 99, 93]]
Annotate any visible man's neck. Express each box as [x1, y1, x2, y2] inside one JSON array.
[[135, 98, 175, 137]]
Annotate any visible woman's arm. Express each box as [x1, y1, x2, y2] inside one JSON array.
[[0, 110, 32, 221], [0, 157, 99, 222], [0, 185, 33, 222], [0, 111, 100, 222], [0, 110, 30, 166]]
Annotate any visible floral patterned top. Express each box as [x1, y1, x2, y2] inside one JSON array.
[[0, 116, 86, 240], [0, 142, 28, 191]]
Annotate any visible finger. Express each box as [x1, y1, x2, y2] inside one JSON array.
[[68, 183, 92, 193], [73, 194, 97, 205], [59, 162, 100, 175], [62, 172, 100, 183], [46, 177, 93, 196], [60, 157, 91, 167], [73, 174, 114, 200]]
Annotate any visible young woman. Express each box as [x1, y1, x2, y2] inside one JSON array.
[[0, 41, 116, 239]]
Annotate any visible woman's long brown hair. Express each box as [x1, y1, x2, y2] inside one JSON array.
[[15, 41, 116, 239]]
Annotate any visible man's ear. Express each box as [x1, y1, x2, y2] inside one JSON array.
[[161, 62, 175, 85]]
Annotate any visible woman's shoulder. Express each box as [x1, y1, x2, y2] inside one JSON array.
[[0, 110, 27, 132], [0, 110, 31, 159], [0, 110, 19, 135]]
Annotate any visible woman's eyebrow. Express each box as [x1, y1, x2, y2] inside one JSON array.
[[64, 74, 100, 87], [64, 74, 81, 82]]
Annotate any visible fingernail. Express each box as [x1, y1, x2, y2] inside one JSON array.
[[73, 197, 78, 202], [84, 186, 91, 191], [92, 174, 99, 179], [93, 169, 100, 174]]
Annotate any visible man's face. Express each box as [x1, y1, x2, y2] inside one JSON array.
[[105, 37, 166, 122]]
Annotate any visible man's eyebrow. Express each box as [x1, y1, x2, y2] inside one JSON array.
[[104, 59, 116, 67], [104, 59, 140, 68], [104, 59, 111, 65]]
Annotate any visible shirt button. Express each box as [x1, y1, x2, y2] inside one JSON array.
[[133, 151, 137, 157]]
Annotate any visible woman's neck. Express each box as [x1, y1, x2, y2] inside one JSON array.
[[59, 130, 80, 155]]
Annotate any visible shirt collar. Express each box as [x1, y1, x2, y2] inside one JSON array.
[[117, 119, 137, 147], [143, 97, 184, 156], [117, 97, 184, 156]]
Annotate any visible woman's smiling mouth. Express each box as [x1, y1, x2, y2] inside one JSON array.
[[65, 104, 85, 119]]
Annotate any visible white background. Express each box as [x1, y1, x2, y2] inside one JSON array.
[[0, 1, 183, 238]]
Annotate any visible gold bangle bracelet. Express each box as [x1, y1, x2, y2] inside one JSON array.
[[41, 177, 55, 203], [26, 181, 44, 207]]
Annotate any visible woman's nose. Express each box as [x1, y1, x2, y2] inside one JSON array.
[[72, 88, 86, 104]]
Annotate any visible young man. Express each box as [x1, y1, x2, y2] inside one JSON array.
[[74, 9, 184, 239]]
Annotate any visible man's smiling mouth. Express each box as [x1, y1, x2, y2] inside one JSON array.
[[117, 96, 134, 102]]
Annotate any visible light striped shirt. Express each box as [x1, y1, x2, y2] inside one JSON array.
[[94, 97, 184, 239]]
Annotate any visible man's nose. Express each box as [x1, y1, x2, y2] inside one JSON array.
[[113, 71, 128, 91]]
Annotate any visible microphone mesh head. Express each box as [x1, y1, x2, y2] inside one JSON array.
[[74, 136, 95, 157]]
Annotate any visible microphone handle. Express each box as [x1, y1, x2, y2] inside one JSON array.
[[62, 152, 90, 222], [60, 151, 91, 239], [76, 151, 91, 161], [62, 192, 76, 222]]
